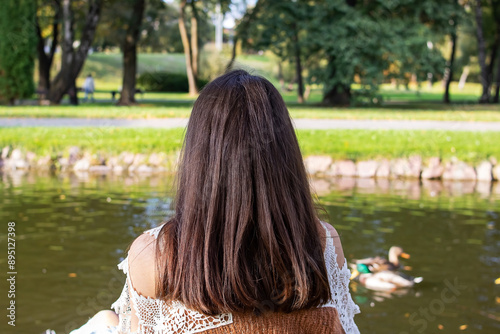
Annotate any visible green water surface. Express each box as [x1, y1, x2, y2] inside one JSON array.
[[0, 173, 499, 334]]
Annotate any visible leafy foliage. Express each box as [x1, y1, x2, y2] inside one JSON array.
[[94, 0, 217, 53], [311, 0, 450, 103], [0, 0, 37, 103], [247, 0, 463, 104]]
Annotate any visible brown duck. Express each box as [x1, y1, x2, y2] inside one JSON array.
[[354, 246, 411, 273]]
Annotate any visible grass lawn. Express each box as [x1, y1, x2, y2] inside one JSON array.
[[2, 127, 499, 163], [1, 101, 499, 121]]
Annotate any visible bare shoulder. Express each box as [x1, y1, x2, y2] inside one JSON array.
[[128, 232, 157, 297], [322, 222, 346, 269]]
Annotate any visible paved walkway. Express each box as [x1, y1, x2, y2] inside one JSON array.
[[1, 117, 500, 131]]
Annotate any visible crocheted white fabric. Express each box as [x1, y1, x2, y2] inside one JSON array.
[[321, 222, 361, 334], [110, 223, 360, 334]]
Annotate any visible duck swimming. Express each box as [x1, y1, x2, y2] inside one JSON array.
[[354, 246, 411, 273], [351, 263, 423, 291]]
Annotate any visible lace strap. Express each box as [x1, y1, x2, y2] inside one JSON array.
[[143, 224, 164, 239], [320, 222, 361, 334], [114, 225, 233, 334], [111, 273, 133, 333]]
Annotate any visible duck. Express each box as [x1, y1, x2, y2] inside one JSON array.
[[350, 263, 423, 291], [354, 246, 411, 273]]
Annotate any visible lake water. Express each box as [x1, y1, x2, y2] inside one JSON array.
[[0, 172, 499, 334]]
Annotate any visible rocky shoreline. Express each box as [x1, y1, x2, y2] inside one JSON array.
[[0, 147, 177, 174], [304, 155, 500, 182], [1, 146, 500, 182]]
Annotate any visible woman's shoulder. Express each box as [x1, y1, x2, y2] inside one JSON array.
[[320, 221, 346, 269], [126, 225, 165, 298]]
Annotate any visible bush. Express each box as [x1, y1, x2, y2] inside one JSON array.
[[0, 0, 37, 104], [137, 72, 208, 92]]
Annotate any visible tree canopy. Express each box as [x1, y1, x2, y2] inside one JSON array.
[[2, 0, 499, 105]]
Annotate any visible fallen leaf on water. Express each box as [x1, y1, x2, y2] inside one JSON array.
[[68, 273, 77, 278], [459, 324, 467, 330], [495, 277, 500, 285]]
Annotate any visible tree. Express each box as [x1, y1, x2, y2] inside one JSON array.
[[489, 0, 500, 103], [421, 0, 467, 103], [35, 0, 61, 99], [0, 0, 37, 104], [94, 0, 212, 54], [306, 0, 445, 105], [474, 0, 490, 103], [117, 0, 146, 105], [48, 0, 103, 105], [138, 1, 180, 52], [443, 29, 458, 103], [177, 0, 231, 95], [494, 51, 500, 102], [226, 0, 266, 71], [178, 0, 200, 95], [247, 0, 310, 103]]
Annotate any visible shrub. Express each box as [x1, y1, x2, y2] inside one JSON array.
[[137, 72, 208, 92], [0, 0, 37, 104]]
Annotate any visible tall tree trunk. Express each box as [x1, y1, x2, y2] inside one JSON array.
[[117, 0, 146, 106], [494, 52, 500, 102], [36, 1, 60, 98], [492, 0, 500, 102], [226, 0, 264, 71], [488, 21, 500, 103], [474, 0, 490, 103], [322, 56, 351, 105], [458, 66, 469, 89], [48, 0, 102, 104], [486, 36, 499, 95], [444, 31, 457, 104], [179, 0, 197, 95], [278, 62, 285, 90], [36, 25, 52, 97], [227, 38, 238, 72], [292, 23, 304, 103], [190, 1, 199, 79], [322, 85, 351, 105], [68, 78, 78, 105]]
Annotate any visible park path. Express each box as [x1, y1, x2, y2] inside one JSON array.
[[1, 117, 500, 131]]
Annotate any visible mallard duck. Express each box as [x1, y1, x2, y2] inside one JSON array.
[[351, 263, 423, 291], [355, 246, 411, 272]]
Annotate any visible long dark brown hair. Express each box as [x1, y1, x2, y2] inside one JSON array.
[[156, 69, 330, 315]]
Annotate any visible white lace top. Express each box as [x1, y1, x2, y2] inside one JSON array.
[[111, 223, 360, 334]]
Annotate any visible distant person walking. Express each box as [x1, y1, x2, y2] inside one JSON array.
[[83, 74, 95, 102]]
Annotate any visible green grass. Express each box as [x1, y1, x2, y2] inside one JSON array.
[[2, 127, 499, 163], [1, 102, 499, 121], [77, 53, 187, 90], [296, 129, 500, 162], [0, 127, 186, 157]]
